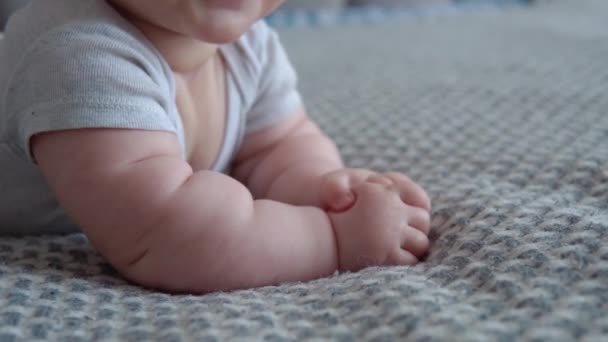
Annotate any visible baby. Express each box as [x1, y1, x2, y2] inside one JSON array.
[[0, 0, 431, 293]]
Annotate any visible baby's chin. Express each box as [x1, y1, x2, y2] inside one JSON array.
[[192, 9, 259, 44]]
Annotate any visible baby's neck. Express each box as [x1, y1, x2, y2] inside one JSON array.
[[131, 18, 219, 76]]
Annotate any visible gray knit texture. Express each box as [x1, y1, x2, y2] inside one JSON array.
[[1, 1, 607, 341]]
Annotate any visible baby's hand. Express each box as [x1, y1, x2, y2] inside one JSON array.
[[328, 180, 431, 272], [320, 169, 431, 213]]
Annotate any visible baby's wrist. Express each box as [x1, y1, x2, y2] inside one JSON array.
[[326, 211, 344, 271]]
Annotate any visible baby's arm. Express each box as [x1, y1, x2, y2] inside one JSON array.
[[232, 109, 432, 216], [32, 129, 338, 293], [232, 108, 344, 207]]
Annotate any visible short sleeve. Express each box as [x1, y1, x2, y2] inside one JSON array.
[[4, 23, 177, 163], [245, 23, 303, 132]]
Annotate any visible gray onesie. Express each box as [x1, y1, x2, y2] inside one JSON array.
[[0, 0, 302, 235]]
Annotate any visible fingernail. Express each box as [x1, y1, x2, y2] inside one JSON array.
[[334, 192, 355, 211]]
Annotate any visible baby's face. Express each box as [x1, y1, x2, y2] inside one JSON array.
[[109, 0, 284, 43]]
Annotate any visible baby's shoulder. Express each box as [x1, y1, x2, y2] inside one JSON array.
[[227, 21, 282, 66], [1, 0, 168, 94], [3, 0, 156, 62]]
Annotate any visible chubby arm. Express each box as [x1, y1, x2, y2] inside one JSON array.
[[232, 109, 344, 207], [32, 129, 338, 293]]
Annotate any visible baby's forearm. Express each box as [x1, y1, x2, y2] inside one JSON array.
[[242, 131, 344, 207], [121, 171, 338, 293], [264, 157, 341, 206]]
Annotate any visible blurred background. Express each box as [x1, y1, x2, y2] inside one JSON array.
[[0, 0, 22, 29], [0, 0, 533, 30]]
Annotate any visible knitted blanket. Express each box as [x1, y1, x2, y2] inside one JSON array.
[[1, 0, 607, 340]]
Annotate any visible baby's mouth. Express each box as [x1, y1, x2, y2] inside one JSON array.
[[205, 0, 247, 11]]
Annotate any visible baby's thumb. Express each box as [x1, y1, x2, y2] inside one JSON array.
[[322, 174, 356, 212]]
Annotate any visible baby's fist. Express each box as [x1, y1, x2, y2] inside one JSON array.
[[320, 169, 431, 215], [320, 168, 376, 212], [329, 181, 430, 272]]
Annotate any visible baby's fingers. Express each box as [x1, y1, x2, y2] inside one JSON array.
[[321, 180, 353, 212], [366, 174, 394, 187], [405, 205, 431, 235], [388, 249, 419, 266], [322, 169, 375, 212], [401, 226, 430, 258], [384, 172, 431, 211]]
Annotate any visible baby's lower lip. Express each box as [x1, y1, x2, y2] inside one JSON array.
[[206, 0, 245, 10]]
